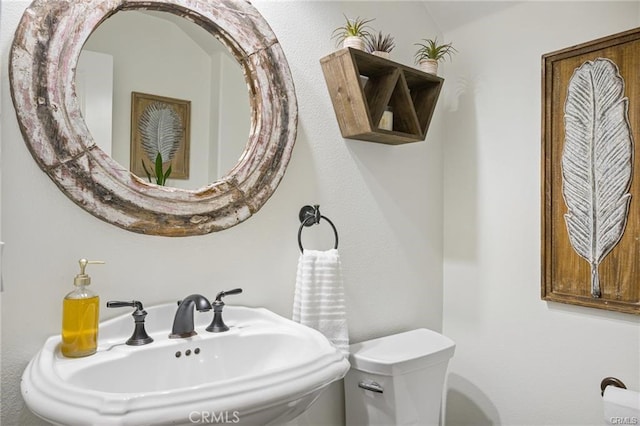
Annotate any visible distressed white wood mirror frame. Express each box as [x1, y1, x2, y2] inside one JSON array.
[[9, 0, 297, 236]]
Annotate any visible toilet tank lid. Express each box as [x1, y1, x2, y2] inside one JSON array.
[[348, 328, 455, 376]]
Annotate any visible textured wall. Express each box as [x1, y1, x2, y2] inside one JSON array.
[[442, 2, 640, 425], [1, 2, 444, 425]]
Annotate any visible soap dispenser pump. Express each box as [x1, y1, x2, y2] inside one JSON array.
[[61, 259, 105, 358]]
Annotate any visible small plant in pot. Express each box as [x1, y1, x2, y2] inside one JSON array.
[[413, 38, 456, 75], [364, 31, 395, 59], [331, 15, 374, 51]]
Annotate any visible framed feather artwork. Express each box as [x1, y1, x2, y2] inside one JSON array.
[[130, 92, 191, 183], [542, 27, 640, 315]]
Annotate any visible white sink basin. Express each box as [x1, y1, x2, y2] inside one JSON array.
[[22, 303, 350, 425]]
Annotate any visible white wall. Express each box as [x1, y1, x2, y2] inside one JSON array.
[[442, 2, 640, 425], [0, 0, 4, 395], [1, 2, 444, 425], [76, 50, 114, 156]]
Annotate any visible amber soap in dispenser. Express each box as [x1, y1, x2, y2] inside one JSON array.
[[61, 259, 104, 358]]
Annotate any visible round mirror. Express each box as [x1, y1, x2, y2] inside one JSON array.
[[10, 0, 297, 236], [77, 10, 250, 189]]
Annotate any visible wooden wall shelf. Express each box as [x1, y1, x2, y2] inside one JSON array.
[[320, 48, 444, 145]]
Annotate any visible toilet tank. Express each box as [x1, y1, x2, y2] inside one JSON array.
[[344, 328, 455, 426]]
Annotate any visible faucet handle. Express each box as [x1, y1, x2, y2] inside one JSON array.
[[107, 300, 144, 311], [213, 288, 243, 303], [106, 300, 153, 346], [207, 288, 243, 333]]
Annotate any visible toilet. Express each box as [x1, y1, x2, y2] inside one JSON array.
[[344, 328, 455, 426]]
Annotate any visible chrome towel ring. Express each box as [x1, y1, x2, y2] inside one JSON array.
[[298, 205, 339, 253]]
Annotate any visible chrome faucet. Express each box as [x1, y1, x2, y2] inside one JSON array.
[[169, 294, 212, 338]]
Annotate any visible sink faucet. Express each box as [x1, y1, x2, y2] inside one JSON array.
[[169, 294, 212, 338], [206, 288, 243, 333]]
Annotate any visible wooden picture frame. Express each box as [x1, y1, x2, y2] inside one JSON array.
[[130, 92, 191, 180], [541, 27, 640, 315]]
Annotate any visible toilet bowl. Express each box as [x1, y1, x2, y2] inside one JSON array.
[[344, 328, 455, 426]]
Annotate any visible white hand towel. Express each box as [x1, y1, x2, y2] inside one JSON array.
[[292, 248, 349, 356]]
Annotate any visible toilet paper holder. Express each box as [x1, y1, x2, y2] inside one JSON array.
[[601, 377, 627, 397]]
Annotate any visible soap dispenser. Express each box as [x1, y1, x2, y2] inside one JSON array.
[[61, 259, 104, 358]]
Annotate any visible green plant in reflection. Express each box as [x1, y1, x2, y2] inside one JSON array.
[[142, 153, 172, 186]]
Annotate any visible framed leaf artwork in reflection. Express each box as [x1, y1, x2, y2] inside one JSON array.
[[541, 27, 640, 315], [131, 92, 191, 181]]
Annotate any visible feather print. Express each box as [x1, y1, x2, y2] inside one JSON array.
[[138, 102, 183, 163], [562, 58, 633, 298]]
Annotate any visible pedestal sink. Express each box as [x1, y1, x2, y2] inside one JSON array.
[[21, 303, 350, 425]]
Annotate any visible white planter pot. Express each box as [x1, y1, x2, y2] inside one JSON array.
[[372, 51, 390, 59], [343, 36, 365, 50], [419, 59, 438, 75]]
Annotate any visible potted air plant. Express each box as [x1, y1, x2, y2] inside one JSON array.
[[364, 31, 395, 59], [331, 15, 374, 51], [413, 38, 457, 75]]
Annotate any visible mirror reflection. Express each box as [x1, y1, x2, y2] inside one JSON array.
[[76, 10, 250, 190]]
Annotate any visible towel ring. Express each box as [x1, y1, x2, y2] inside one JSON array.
[[298, 205, 339, 253]]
